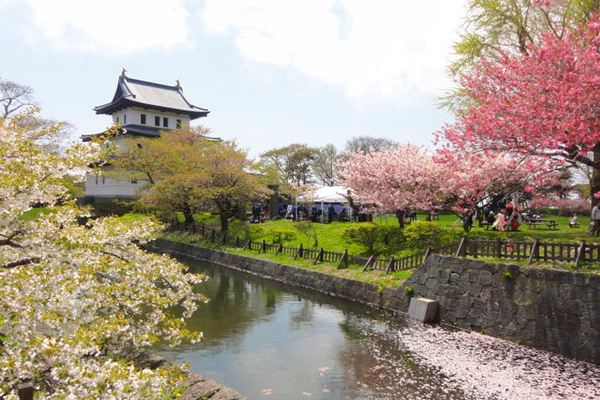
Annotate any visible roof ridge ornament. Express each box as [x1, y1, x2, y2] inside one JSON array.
[[175, 79, 181, 89], [121, 68, 128, 78]]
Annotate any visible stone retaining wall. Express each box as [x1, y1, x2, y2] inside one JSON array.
[[404, 254, 600, 365], [151, 239, 600, 365]]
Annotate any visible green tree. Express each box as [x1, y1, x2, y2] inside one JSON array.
[[115, 127, 266, 231], [259, 143, 319, 186]]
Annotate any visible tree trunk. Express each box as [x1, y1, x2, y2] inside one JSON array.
[[220, 213, 229, 232], [183, 203, 195, 226], [592, 145, 600, 208], [396, 209, 405, 228]]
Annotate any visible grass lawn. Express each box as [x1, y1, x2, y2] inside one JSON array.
[[157, 210, 600, 289], [228, 212, 597, 248]]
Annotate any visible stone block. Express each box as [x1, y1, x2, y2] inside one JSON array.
[[408, 297, 439, 323]]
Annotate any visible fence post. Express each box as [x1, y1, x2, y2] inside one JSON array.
[[496, 237, 503, 259], [575, 240, 586, 266], [385, 256, 396, 273], [236, 236, 240, 248], [455, 237, 467, 258], [294, 243, 304, 260], [337, 250, 349, 269], [211, 229, 216, 242], [362, 255, 375, 272], [528, 239, 540, 264], [260, 239, 266, 253], [18, 382, 33, 400], [313, 248, 324, 265], [276, 244, 283, 254], [243, 239, 251, 251]]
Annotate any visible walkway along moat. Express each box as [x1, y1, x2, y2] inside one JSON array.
[[151, 239, 600, 399]]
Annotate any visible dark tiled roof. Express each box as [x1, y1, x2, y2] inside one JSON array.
[[122, 124, 162, 137], [80, 124, 160, 142], [81, 124, 222, 142], [94, 76, 210, 120]]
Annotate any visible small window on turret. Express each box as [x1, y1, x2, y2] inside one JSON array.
[[155, 116, 160, 126], [163, 117, 168, 128], [141, 114, 146, 125], [124, 114, 127, 124]]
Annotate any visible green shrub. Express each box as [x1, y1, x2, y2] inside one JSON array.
[[342, 222, 381, 255], [404, 221, 461, 251], [265, 228, 297, 244], [379, 225, 406, 247], [228, 221, 264, 241]]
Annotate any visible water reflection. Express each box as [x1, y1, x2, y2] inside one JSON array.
[[155, 255, 600, 400], [155, 256, 474, 400]]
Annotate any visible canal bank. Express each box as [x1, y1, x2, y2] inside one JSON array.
[[150, 238, 600, 365]]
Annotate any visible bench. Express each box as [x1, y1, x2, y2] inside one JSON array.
[[525, 221, 558, 230]]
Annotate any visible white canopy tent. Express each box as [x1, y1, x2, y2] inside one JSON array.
[[296, 186, 353, 223], [296, 186, 351, 204]]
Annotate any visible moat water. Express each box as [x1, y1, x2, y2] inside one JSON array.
[[155, 255, 600, 400]]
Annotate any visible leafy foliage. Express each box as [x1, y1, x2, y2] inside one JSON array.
[[114, 127, 266, 231], [259, 143, 319, 186], [403, 222, 462, 251], [342, 222, 381, 255], [265, 228, 297, 244]]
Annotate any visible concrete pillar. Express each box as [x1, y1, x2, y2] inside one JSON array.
[[408, 297, 438, 323]]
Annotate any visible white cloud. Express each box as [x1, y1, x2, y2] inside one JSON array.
[[19, 0, 189, 55], [201, 0, 466, 106]]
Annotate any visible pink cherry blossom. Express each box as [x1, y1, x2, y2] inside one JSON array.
[[436, 14, 600, 197]]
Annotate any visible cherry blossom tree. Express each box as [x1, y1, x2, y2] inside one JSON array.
[[0, 114, 205, 399], [337, 144, 445, 227], [435, 150, 568, 229], [437, 14, 600, 203]]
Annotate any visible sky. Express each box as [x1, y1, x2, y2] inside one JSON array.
[[0, 0, 468, 158]]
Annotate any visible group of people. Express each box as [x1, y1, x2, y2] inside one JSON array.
[[485, 202, 521, 231], [276, 203, 353, 223], [251, 204, 269, 223]]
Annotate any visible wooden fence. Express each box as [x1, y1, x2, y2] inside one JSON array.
[[167, 221, 600, 271]]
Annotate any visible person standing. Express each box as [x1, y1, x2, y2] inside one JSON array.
[[328, 203, 335, 223], [592, 203, 600, 235]]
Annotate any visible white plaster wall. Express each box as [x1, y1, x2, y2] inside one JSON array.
[[111, 107, 190, 129], [84, 173, 146, 199]]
